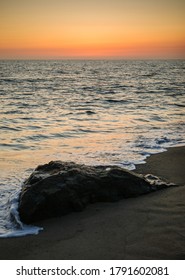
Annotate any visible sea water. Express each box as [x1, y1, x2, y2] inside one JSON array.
[[0, 60, 185, 237]]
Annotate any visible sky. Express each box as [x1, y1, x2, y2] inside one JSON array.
[[0, 0, 185, 59]]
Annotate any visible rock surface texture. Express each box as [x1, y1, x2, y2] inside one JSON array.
[[18, 161, 169, 223]]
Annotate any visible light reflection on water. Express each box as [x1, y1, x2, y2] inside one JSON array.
[[0, 59, 185, 236]]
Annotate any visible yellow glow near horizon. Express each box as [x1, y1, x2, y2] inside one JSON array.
[[0, 0, 185, 59]]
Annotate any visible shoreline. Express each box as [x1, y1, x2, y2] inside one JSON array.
[[135, 145, 185, 186], [0, 146, 185, 260]]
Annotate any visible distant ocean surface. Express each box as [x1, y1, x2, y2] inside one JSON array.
[[0, 60, 185, 237]]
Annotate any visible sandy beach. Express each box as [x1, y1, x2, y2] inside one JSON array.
[[0, 146, 185, 260]]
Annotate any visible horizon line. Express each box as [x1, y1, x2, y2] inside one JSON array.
[[0, 57, 185, 61]]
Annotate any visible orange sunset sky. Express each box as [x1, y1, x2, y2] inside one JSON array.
[[0, 0, 185, 59]]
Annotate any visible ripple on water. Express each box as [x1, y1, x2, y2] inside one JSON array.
[[0, 59, 185, 237]]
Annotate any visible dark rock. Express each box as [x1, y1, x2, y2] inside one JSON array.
[[18, 161, 169, 223]]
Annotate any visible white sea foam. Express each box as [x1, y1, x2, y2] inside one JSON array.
[[0, 187, 42, 238]]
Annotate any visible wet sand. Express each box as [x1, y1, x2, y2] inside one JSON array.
[[0, 146, 185, 260]]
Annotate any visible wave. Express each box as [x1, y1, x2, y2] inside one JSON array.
[[0, 143, 29, 150], [0, 190, 42, 238], [0, 126, 21, 131], [141, 72, 158, 78], [86, 110, 96, 115]]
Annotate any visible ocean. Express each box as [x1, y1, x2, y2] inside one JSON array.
[[0, 60, 185, 237]]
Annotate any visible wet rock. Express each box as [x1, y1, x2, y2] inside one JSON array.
[[18, 161, 168, 223]]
